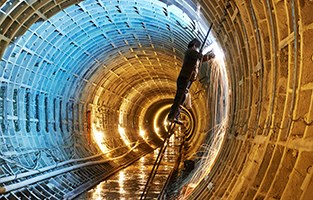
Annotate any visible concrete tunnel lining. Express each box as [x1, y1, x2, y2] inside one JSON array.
[[0, 0, 313, 199]]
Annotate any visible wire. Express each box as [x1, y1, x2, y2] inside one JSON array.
[[291, 116, 313, 126], [226, 114, 313, 137]]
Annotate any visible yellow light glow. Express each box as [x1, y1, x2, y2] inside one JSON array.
[[140, 129, 145, 137], [202, 42, 224, 61], [119, 110, 123, 124], [92, 124, 109, 153], [118, 124, 131, 147], [188, 184, 197, 188], [139, 127, 156, 148], [153, 104, 172, 141], [119, 171, 126, 194], [139, 156, 146, 182], [91, 182, 104, 200], [119, 171, 125, 184], [164, 120, 169, 126]]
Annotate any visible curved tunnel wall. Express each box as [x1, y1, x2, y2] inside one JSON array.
[[185, 0, 313, 199], [0, 0, 214, 199], [0, 0, 312, 200]]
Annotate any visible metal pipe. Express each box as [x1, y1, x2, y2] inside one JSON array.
[[265, 0, 278, 136], [285, 0, 298, 138], [249, 2, 264, 137]]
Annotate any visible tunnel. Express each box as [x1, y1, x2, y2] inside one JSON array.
[[0, 0, 313, 199]]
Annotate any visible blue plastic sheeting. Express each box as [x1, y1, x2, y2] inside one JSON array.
[[0, 0, 200, 98]]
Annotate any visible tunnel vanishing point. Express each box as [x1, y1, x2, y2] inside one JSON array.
[[0, 0, 313, 199]]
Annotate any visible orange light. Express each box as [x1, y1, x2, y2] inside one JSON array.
[[153, 105, 172, 141]]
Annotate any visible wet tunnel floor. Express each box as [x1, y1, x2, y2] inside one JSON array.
[[75, 134, 183, 200]]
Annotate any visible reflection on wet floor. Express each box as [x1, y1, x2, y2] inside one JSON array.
[[75, 133, 182, 200]]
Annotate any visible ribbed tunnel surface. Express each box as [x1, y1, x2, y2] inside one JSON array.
[[0, 0, 313, 199]]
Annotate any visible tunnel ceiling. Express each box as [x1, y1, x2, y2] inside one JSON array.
[[0, 0, 212, 111], [0, 1, 217, 162], [0, 0, 216, 193]]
